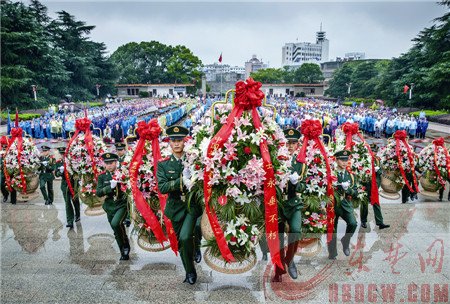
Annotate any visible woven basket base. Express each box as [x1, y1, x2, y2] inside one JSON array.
[[379, 190, 400, 200], [137, 235, 170, 252], [296, 238, 323, 257], [85, 205, 105, 216], [17, 191, 39, 202], [203, 248, 257, 274]]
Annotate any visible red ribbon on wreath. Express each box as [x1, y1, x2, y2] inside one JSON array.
[[129, 119, 178, 253], [297, 119, 335, 243], [432, 137, 450, 187], [64, 117, 99, 197], [393, 130, 419, 193], [342, 122, 380, 206], [4, 111, 27, 193], [203, 77, 283, 270]]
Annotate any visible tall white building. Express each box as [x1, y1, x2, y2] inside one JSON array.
[[282, 26, 329, 67]]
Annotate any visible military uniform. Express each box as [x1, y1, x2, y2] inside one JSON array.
[[39, 146, 55, 205], [96, 153, 130, 260], [328, 150, 358, 259], [115, 142, 131, 227], [360, 148, 389, 229], [272, 129, 305, 282], [157, 125, 201, 285], [1, 140, 15, 204], [55, 147, 80, 228]]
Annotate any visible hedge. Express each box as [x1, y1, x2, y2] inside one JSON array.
[[410, 110, 449, 117], [1, 113, 41, 121]]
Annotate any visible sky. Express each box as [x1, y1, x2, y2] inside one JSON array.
[[40, 1, 447, 67]]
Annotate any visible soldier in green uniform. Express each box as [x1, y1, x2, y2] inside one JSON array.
[[55, 147, 80, 228], [39, 145, 55, 205], [1, 138, 16, 204], [157, 125, 201, 285], [115, 142, 131, 227], [272, 128, 305, 282], [96, 152, 130, 260], [328, 150, 358, 259], [360, 144, 390, 229]]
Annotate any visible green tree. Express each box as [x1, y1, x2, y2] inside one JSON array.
[[1, 0, 116, 108], [293, 63, 324, 83], [111, 41, 202, 89], [250, 68, 285, 83], [325, 64, 354, 98]]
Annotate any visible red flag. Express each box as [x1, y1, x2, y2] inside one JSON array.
[[15, 108, 19, 128], [218, 53, 222, 63], [403, 85, 410, 94]]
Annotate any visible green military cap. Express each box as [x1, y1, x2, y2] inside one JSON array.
[[284, 128, 301, 141], [370, 143, 379, 152], [335, 150, 350, 160], [57, 147, 66, 154], [115, 142, 126, 151], [166, 125, 189, 139], [101, 152, 119, 163], [41, 145, 51, 151]]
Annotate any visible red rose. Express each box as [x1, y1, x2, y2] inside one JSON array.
[[362, 186, 366, 191], [318, 181, 323, 187], [318, 171, 323, 177], [244, 147, 252, 154], [221, 158, 228, 165], [358, 166, 363, 171], [314, 157, 322, 164], [365, 169, 370, 174], [195, 164, 201, 170], [226, 175, 233, 182], [230, 236, 237, 242], [240, 225, 247, 231]]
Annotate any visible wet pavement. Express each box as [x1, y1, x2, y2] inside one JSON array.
[[1, 182, 449, 303]]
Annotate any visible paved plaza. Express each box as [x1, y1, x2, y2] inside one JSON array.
[[1, 182, 449, 303]]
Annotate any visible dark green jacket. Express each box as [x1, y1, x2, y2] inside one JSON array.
[[335, 169, 357, 213], [157, 154, 187, 222], [96, 171, 127, 213], [282, 156, 306, 218], [39, 155, 55, 181]]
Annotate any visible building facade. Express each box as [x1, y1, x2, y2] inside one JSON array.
[[116, 84, 194, 98], [261, 83, 324, 97], [282, 27, 329, 67], [203, 63, 245, 82], [244, 55, 268, 78]]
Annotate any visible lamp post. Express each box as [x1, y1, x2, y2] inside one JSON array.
[[31, 85, 37, 101], [409, 83, 414, 111], [346, 82, 352, 96], [95, 84, 101, 98]]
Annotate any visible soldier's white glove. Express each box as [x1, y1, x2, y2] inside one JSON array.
[[59, 166, 64, 173], [289, 172, 300, 185], [182, 167, 191, 180], [110, 180, 118, 189], [42, 161, 48, 166], [341, 181, 350, 190]]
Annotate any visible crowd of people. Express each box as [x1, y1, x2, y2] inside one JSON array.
[[271, 98, 430, 139]]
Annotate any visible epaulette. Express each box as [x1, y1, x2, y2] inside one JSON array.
[[159, 156, 170, 162]]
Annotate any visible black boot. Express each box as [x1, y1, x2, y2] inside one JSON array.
[[287, 261, 298, 279], [120, 245, 130, 261], [66, 223, 74, 228], [194, 249, 202, 263], [184, 271, 197, 285], [2, 195, 8, 203], [361, 222, 367, 228]]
